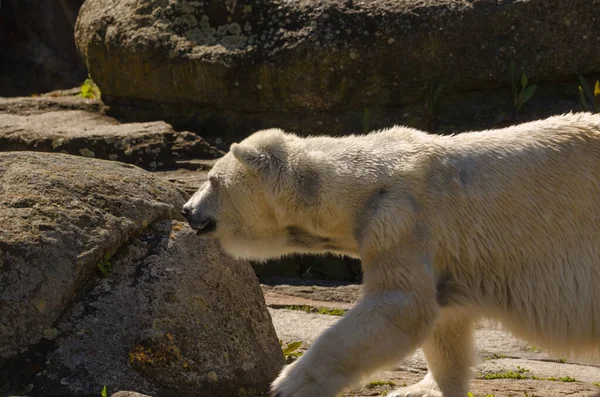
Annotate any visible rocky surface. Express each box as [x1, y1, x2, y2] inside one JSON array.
[[0, 94, 223, 169], [7, 223, 284, 397], [0, 0, 87, 96], [0, 90, 106, 115], [0, 151, 283, 397], [0, 152, 185, 359], [152, 160, 214, 197], [263, 282, 600, 397], [75, 0, 600, 147]]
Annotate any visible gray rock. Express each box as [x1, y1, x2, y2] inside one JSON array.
[[0, 152, 185, 359], [75, 0, 600, 145], [152, 165, 211, 198], [0, 93, 106, 116], [0, 106, 223, 169], [25, 222, 284, 397], [0, 153, 283, 396]]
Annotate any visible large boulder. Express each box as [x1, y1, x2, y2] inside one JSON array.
[[0, 0, 87, 96], [0, 153, 284, 396], [9, 222, 284, 397], [0, 95, 223, 169], [0, 152, 185, 359], [75, 0, 600, 146]]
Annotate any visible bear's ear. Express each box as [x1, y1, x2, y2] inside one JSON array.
[[231, 143, 266, 172]]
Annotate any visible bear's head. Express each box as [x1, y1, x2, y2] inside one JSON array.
[[182, 128, 352, 260]]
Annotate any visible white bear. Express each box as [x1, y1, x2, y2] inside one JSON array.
[[182, 112, 600, 397]]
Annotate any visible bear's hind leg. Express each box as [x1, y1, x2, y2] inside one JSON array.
[[390, 310, 474, 397]]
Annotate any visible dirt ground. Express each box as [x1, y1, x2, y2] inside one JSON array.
[[261, 278, 600, 397]]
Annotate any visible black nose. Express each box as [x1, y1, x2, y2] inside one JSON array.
[[181, 207, 190, 218]]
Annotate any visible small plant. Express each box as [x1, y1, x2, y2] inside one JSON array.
[[558, 375, 577, 382], [424, 80, 444, 132], [80, 74, 101, 100], [577, 75, 600, 113], [283, 305, 346, 316], [592, 381, 600, 387], [483, 370, 528, 380], [101, 386, 107, 397], [97, 253, 112, 276], [509, 61, 537, 120], [525, 344, 542, 352], [556, 357, 567, 363], [366, 380, 396, 389], [281, 341, 303, 363]]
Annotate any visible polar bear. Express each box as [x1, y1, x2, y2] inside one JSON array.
[[182, 112, 600, 397]]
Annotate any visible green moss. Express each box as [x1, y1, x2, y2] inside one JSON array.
[[483, 367, 577, 383], [525, 345, 542, 352], [366, 380, 396, 389], [483, 371, 528, 380], [97, 253, 112, 276], [558, 376, 577, 382], [283, 305, 346, 316], [484, 352, 507, 360]]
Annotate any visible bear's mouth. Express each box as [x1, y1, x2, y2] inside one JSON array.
[[193, 217, 217, 235]]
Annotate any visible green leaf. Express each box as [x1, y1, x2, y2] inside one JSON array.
[[515, 85, 537, 112], [521, 72, 528, 89], [578, 75, 594, 103], [578, 86, 589, 111], [101, 386, 107, 397], [282, 341, 302, 356]]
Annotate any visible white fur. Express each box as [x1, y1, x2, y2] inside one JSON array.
[[183, 113, 600, 397]]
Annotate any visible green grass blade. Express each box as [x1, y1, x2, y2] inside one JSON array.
[[516, 85, 537, 112], [578, 75, 594, 102], [521, 72, 528, 89], [578, 86, 589, 111]]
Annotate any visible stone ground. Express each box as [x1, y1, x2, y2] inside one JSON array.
[[260, 278, 600, 397]]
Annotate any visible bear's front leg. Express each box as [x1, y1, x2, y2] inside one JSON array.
[[270, 248, 439, 397]]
